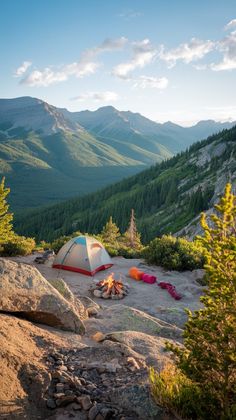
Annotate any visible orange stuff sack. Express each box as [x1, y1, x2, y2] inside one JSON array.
[[129, 267, 143, 280]]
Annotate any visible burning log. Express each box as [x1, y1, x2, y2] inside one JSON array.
[[90, 273, 129, 299]]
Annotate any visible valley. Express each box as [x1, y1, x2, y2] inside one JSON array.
[[1, 96, 234, 211], [15, 125, 236, 243]]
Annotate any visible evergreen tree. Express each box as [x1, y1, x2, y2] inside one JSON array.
[[123, 209, 142, 249], [165, 178, 178, 205], [0, 177, 13, 244], [168, 183, 236, 417], [100, 216, 120, 245]]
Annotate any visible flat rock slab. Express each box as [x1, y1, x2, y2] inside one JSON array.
[[0, 258, 85, 334], [85, 304, 183, 341], [104, 330, 179, 368]]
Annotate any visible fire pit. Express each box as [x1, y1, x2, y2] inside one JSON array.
[[90, 273, 129, 299]]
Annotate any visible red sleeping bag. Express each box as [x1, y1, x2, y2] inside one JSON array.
[[141, 273, 156, 284]]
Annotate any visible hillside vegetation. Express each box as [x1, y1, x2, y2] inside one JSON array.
[[15, 126, 236, 243], [1, 97, 234, 211], [151, 184, 236, 419]]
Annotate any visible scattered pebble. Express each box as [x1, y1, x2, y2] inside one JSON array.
[[92, 332, 106, 342], [77, 395, 93, 410]]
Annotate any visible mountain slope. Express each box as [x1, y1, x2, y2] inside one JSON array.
[[65, 106, 235, 153], [1, 96, 235, 211], [0, 96, 82, 135], [15, 126, 236, 242], [0, 97, 172, 210]]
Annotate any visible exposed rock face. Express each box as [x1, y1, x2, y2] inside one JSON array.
[[0, 313, 78, 420], [0, 96, 81, 135], [0, 258, 85, 334]]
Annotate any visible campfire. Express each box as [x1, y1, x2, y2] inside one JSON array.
[[90, 273, 129, 299]]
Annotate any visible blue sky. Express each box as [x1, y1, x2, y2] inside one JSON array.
[[1, 0, 236, 125]]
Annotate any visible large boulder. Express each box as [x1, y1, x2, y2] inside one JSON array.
[[0, 258, 85, 334]]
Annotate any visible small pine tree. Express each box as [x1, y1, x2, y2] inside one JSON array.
[[0, 177, 13, 244], [100, 216, 120, 245], [168, 183, 236, 417], [123, 209, 142, 249]]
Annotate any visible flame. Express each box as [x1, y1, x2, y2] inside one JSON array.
[[97, 273, 124, 295], [100, 273, 115, 291]]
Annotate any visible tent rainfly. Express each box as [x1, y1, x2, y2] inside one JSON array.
[[53, 235, 113, 276]]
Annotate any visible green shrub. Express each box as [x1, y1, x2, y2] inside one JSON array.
[[0, 177, 13, 245], [102, 243, 119, 257], [117, 243, 143, 259], [167, 184, 236, 418], [50, 231, 82, 253], [35, 240, 51, 251], [97, 232, 143, 259], [150, 364, 218, 419], [144, 234, 205, 271], [50, 235, 71, 253], [1, 235, 36, 256], [151, 184, 236, 419]]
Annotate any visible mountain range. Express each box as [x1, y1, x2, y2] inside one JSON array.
[[0, 96, 235, 211], [15, 125, 236, 242]]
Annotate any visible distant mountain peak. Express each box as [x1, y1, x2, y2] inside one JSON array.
[[194, 119, 217, 126], [162, 121, 182, 129], [0, 96, 82, 135], [95, 105, 117, 112]]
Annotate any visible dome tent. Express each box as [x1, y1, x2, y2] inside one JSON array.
[[53, 235, 113, 276]]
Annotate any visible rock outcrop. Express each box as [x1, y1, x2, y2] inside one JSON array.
[[86, 304, 183, 341], [0, 313, 81, 420], [0, 258, 85, 334]]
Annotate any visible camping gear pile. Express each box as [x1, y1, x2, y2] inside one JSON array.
[[53, 236, 112, 276], [35, 249, 55, 264], [158, 282, 182, 300], [129, 267, 156, 284], [129, 267, 182, 300], [90, 273, 129, 299]]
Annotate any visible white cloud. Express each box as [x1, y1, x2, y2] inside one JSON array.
[[14, 61, 32, 77], [20, 68, 69, 87], [159, 38, 215, 67], [133, 75, 169, 89], [118, 10, 142, 20], [88, 37, 128, 56], [192, 63, 207, 70], [211, 30, 236, 71], [112, 39, 157, 79], [19, 37, 127, 87], [225, 19, 236, 30], [80, 37, 128, 64], [71, 91, 119, 102], [64, 61, 100, 78]]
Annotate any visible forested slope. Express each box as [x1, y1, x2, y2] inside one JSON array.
[[15, 127, 236, 243]]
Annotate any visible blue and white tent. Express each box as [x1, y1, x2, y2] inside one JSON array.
[[53, 235, 112, 276]]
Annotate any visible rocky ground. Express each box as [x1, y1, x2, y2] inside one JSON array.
[[0, 313, 85, 420], [12, 254, 205, 329], [0, 255, 206, 420]]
